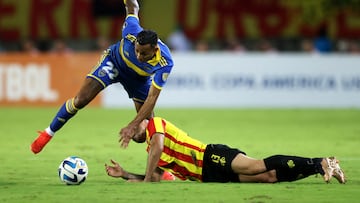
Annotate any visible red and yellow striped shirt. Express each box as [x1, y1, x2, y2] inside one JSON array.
[[146, 117, 207, 181]]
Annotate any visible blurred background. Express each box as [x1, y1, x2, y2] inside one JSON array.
[[0, 0, 360, 53], [0, 0, 360, 108]]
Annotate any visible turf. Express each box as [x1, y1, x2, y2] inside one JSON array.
[[0, 107, 359, 203]]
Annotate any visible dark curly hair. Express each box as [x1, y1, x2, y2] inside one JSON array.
[[136, 29, 158, 47]]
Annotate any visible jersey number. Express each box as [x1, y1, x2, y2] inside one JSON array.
[[102, 61, 118, 80], [210, 154, 226, 166]]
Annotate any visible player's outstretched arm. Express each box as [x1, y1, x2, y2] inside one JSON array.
[[105, 159, 145, 181], [144, 132, 164, 182], [124, 0, 139, 16], [120, 86, 161, 148]]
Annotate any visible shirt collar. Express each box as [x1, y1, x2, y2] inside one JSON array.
[[147, 46, 161, 66]]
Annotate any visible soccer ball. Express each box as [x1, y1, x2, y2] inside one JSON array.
[[58, 156, 88, 185]]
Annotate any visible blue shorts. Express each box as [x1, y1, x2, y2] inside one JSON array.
[[87, 49, 151, 103]]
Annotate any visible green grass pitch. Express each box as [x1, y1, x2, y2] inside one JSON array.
[[0, 107, 359, 203]]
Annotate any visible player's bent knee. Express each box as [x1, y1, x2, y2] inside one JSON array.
[[73, 94, 93, 109], [73, 97, 85, 109], [66, 98, 81, 114], [266, 170, 278, 183]]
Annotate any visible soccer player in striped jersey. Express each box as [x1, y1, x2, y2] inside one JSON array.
[[31, 0, 173, 153], [105, 117, 346, 184]]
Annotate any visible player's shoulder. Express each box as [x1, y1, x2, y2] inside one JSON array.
[[148, 117, 168, 127], [158, 39, 171, 53], [158, 40, 173, 65], [151, 117, 164, 123], [147, 117, 167, 135]]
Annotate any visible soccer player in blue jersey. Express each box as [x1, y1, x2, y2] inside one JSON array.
[[31, 0, 174, 154]]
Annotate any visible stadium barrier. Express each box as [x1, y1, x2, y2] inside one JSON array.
[[102, 53, 360, 108], [1, 53, 359, 108], [0, 53, 101, 107]]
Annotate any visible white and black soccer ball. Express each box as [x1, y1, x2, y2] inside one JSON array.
[[58, 156, 88, 185]]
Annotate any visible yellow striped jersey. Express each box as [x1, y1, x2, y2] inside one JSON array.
[[146, 117, 207, 182]]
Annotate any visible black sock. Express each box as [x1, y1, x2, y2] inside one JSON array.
[[263, 155, 324, 182]]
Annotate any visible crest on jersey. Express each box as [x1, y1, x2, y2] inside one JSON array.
[[122, 22, 127, 30], [99, 69, 106, 77], [162, 73, 169, 81]]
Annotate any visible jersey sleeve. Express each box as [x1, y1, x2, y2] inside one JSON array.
[[146, 117, 166, 141], [152, 65, 173, 89], [122, 15, 143, 38]]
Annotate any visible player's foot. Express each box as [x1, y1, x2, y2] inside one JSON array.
[[321, 157, 346, 184], [321, 158, 333, 183], [30, 131, 52, 154], [327, 157, 346, 184], [161, 171, 176, 181]]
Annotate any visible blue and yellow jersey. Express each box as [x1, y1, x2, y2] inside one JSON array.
[[110, 14, 173, 89], [146, 117, 207, 182]]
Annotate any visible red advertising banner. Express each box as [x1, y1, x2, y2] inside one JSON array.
[[0, 52, 101, 107], [0, 0, 359, 41]]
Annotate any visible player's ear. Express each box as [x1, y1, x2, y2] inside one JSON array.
[[153, 45, 159, 52]]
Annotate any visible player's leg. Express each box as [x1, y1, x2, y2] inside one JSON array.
[[30, 78, 104, 154], [231, 153, 268, 175], [231, 154, 343, 183], [238, 170, 277, 183], [31, 49, 116, 154], [231, 153, 324, 178], [49, 77, 103, 132], [263, 155, 325, 182], [262, 155, 345, 183], [231, 154, 299, 183]]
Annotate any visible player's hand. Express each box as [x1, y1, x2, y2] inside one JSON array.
[[105, 159, 124, 178], [119, 124, 137, 148]]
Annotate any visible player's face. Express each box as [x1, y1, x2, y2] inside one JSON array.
[[135, 42, 157, 63]]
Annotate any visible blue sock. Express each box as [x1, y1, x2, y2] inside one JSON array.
[[49, 98, 79, 133]]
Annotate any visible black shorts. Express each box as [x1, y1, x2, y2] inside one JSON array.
[[202, 144, 246, 183]]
